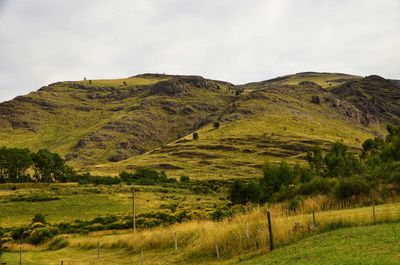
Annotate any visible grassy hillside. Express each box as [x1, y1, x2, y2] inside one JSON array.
[[0, 75, 235, 168], [243, 72, 362, 90], [90, 76, 382, 178], [1, 72, 398, 178]]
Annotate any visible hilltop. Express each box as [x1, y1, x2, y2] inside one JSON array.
[[0, 72, 399, 178]]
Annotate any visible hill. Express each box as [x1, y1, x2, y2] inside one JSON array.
[[0, 72, 399, 178]]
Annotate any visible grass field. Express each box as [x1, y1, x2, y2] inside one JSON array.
[[237, 222, 400, 265], [3, 198, 400, 265], [0, 183, 227, 227]]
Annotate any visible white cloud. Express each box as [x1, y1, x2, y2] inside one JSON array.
[[0, 0, 399, 101]]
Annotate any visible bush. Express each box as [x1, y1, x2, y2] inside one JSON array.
[[213, 122, 220, 129], [47, 235, 69, 250], [333, 176, 371, 200], [288, 195, 303, 212], [311, 95, 321, 104], [210, 207, 232, 221], [229, 179, 262, 204], [29, 226, 58, 245], [32, 213, 46, 224], [180, 175, 190, 183], [298, 177, 334, 195], [193, 132, 199, 140]]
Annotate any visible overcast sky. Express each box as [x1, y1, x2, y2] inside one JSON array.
[[0, 0, 399, 102]]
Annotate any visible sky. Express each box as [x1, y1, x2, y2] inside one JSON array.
[[0, 0, 399, 102]]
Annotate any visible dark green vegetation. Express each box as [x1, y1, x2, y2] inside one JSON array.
[[237, 222, 400, 265], [0, 210, 194, 245], [230, 125, 400, 206], [0, 147, 69, 182]]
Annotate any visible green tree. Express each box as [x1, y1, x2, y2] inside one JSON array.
[[260, 161, 295, 201], [31, 149, 66, 182], [306, 147, 324, 172], [229, 179, 262, 205], [362, 137, 384, 157], [0, 147, 32, 181], [324, 142, 361, 177]]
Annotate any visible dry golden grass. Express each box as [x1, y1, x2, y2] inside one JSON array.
[[4, 196, 400, 265], [65, 196, 400, 262]]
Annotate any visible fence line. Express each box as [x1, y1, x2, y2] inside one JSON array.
[[3, 202, 400, 263]]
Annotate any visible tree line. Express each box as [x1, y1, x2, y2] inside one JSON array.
[[0, 148, 73, 183], [230, 124, 400, 206]]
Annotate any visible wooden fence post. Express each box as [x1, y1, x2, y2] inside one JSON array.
[[174, 232, 178, 251], [61, 260, 64, 265], [373, 204, 376, 223], [141, 250, 144, 265], [267, 210, 274, 251], [215, 244, 220, 259], [97, 241, 100, 260], [19, 244, 22, 265], [312, 211, 316, 226]]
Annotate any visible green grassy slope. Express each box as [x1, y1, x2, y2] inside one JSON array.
[[237, 222, 400, 265], [90, 78, 381, 178], [0, 75, 236, 168], [243, 72, 362, 90], [0, 72, 397, 178]]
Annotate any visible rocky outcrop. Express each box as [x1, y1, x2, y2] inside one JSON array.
[[149, 76, 219, 97], [332, 76, 400, 125]]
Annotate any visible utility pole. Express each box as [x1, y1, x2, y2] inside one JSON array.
[[131, 186, 136, 233]]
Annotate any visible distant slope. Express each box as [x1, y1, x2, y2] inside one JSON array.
[[237, 222, 400, 265], [0, 75, 236, 168], [91, 76, 379, 178], [0, 72, 398, 178], [331, 75, 400, 125], [243, 72, 361, 90]]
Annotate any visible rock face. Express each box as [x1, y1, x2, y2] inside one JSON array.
[[332, 75, 400, 125], [149, 76, 219, 97], [298, 81, 322, 89]]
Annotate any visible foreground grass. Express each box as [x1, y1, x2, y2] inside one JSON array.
[[3, 217, 400, 264], [3, 198, 400, 265], [237, 222, 400, 265]]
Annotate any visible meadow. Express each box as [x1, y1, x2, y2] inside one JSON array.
[[2, 195, 400, 265], [0, 183, 227, 227]]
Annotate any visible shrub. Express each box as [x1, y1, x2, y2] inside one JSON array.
[[47, 235, 69, 250], [333, 176, 371, 200], [288, 195, 303, 212], [193, 132, 199, 140], [229, 179, 262, 204], [213, 122, 220, 129], [180, 175, 190, 183], [32, 213, 46, 224], [298, 177, 334, 195], [29, 226, 58, 245], [311, 95, 321, 104]]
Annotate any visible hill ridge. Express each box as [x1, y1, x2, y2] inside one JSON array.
[[0, 72, 399, 178]]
